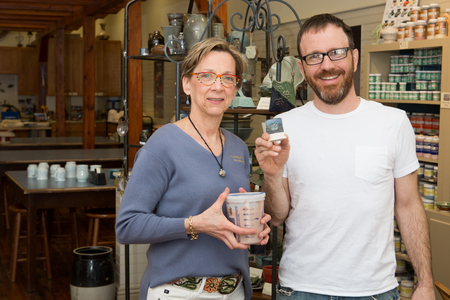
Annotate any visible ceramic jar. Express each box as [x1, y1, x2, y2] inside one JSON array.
[[70, 246, 115, 300], [380, 25, 398, 43], [65, 161, 77, 178], [50, 164, 61, 177], [36, 167, 48, 180], [183, 14, 208, 51], [76, 165, 89, 182], [27, 164, 37, 178], [96, 23, 110, 40]]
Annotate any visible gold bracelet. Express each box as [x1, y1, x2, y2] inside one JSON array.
[[188, 216, 198, 240]]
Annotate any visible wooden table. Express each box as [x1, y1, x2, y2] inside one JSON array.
[[0, 125, 52, 137], [0, 136, 122, 150], [0, 148, 123, 231], [5, 170, 117, 293]]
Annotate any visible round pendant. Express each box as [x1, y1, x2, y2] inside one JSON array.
[[219, 169, 226, 177]]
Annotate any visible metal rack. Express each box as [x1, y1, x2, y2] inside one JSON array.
[[121, 1, 301, 299]]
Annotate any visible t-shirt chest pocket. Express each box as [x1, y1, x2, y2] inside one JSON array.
[[355, 146, 390, 184]]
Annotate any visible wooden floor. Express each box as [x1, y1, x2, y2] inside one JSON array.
[[0, 207, 116, 300]]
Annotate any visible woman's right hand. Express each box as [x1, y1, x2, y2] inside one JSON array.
[[254, 132, 290, 177], [186, 187, 257, 250]]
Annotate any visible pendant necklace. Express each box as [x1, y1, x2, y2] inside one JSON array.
[[188, 115, 226, 177]]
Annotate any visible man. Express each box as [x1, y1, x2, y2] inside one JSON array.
[[255, 13, 434, 300]]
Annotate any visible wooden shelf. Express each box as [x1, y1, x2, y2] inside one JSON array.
[[373, 99, 441, 105]]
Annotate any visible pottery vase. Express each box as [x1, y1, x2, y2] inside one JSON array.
[[183, 14, 208, 51], [148, 31, 164, 53], [97, 23, 110, 40]]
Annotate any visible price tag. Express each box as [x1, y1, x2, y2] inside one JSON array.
[[257, 97, 271, 110], [399, 41, 409, 49], [441, 92, 450, 109]]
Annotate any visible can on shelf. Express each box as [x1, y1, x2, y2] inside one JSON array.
[[428, 3, 440, 20], [427, 19, 437, 39], [398, 23, 406, 41], [435, 17, 447, 38], [414, 20, 427, 40], [432, 91, 440, 101], [419, 5, 430, 21], [405, 22, 415, 41], [410, 6, 420, 22]]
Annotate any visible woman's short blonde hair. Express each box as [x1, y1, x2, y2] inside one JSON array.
[[180, 37, 246, 89]]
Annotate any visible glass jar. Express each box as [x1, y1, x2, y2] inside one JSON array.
[[139, 129, 151, 145]]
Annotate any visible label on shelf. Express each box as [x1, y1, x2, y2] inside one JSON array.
[[399, 41, 409, 49], [441, 92, 450, 109]]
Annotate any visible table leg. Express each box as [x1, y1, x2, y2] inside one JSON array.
[[2, 177, 10, 229], [26, 196, 37, 293]]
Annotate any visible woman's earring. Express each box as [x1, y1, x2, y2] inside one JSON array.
[[186, 95, 190, 105]]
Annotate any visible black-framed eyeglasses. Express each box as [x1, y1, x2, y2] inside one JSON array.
[[189, 72, 240, 88], [301, 47, 351, 66]]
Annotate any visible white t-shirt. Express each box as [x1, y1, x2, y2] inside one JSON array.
[[278, 98, 419, 296]]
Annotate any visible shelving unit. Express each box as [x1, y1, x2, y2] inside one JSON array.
[[363, 37, 450, 204]]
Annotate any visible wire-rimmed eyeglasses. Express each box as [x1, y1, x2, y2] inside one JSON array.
[[301, 47, 351, 66], [189, 72, 240, 88]]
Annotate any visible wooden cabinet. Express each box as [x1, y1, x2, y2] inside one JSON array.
[[0, 47, 18, 74], [95, 40, 122, 96], [363, 38, 449, 204], [47, 38, 121, 96], [17, 47, 39, 95]]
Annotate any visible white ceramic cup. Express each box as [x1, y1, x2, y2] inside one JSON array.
[[90, 165, 102, 173], [27, 164, 38, 178], [55, 167, 66, 181], [38, 162, 49, 169], [50, 164, 61, 177], [65, 161, 77, 178], [36, 166, 49, 180], [225, 192, 265, 245], [76, 164, 89, 182]]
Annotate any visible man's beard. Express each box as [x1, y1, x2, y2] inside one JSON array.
[[304, 59, 354, 105]]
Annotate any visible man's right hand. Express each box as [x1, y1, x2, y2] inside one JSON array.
[[254, 132, 290, 177]]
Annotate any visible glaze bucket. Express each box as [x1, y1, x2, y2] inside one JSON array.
[[70, 246, 115, 300], [226, 192, 265, 244]]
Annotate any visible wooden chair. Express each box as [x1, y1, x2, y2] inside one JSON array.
[[84, 207, 116, 246], [435, 281, 450, 300], [8, 204, 52, 282]]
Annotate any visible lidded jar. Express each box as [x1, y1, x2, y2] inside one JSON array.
[[428, 3, 440, 20], [148, 30, 164, 52], [414, 20, 427, 40], [427, 19, 437, 39], [410, 6, 420, 22], [419, 5, 430, 21]]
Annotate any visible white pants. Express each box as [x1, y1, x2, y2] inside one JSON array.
[[146, 276, 244, 300]]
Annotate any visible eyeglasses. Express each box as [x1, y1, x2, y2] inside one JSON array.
[[189, 72, 240, 88], [301, 47, 351, 66]]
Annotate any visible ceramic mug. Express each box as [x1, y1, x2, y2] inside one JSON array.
[[38, 162, 49, 169], [55, 168, 66, 181], [27, 164, 38, 178], [76, 164, 89, 182], [65, 161, 77, 178], [50, 164, 61, 177], [36, 167, 48, 180]]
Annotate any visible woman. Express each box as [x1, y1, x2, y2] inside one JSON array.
[[116, 37, 271, 300]]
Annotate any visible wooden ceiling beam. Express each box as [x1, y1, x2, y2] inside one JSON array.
[[35, 0, 126, 39], [0, 10, 72, 17], [11, 0, 92, 4], [0, 14, 63, 21], [0, 2, 83, 12]]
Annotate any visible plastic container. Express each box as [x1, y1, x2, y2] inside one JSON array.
[[431, 136, 439, 159], [400, 280, 414, 298], [423, 136, 432, 158], [422, 198, 435, 210], [394, 236, 401, 252], [226, 192, 265, 244]]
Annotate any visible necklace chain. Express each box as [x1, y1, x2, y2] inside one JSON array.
[[188, 115, 226, 177]]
